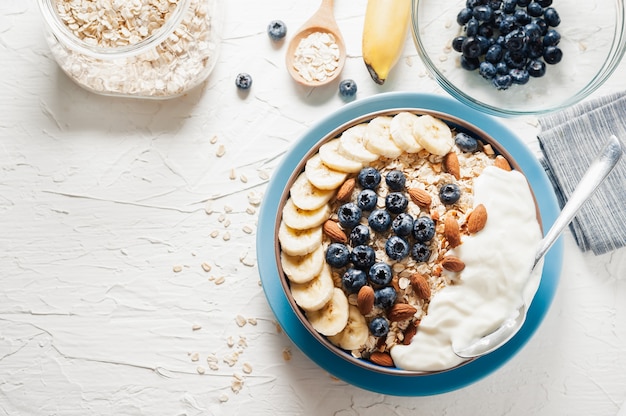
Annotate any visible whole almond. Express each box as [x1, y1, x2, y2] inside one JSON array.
[[494, 155, 512, 171], [444, 215, 462, 248], [369, 351, 394, 367], [467, 203, 488, 233], [403, 321, 418, 345], [410, 273, 431, 300], [443, 152, 461, 179], [408, 188, 432, 208], [336, 178, 356, 202], [441, 255, 466, 272], [388, 303, 418, 322], [357, 285, 375, 315], [323, 220, 347, 243]]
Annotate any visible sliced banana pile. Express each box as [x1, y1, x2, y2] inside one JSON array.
[[278, 112, 455, 348]]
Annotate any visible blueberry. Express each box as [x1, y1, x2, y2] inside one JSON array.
[[356, 189, 378, 212], [358, 167, 382, 190], [461, 37, 483, 59], [267, 20, 287, 41], [514, 9, 531, 25], [502, 0, 516, 14], [496, 61, 509, 75], [235, 73, 252, 90], [509, 68, 530, 84], [526, 39, 544, 58], [524, 22, 542, 40], [369, 316, 390, 337], [493, 74, 514, 90], [465, 17, 480, 37], [479, 61, 497, 79], [485, 44, 503, 64], [368, 209, 392, 233], [543, 45, 563, 64], [504, 51, 528, 69], [326, 243, 350, 268], [385, 170, 406, 191], [338, 79, 357, 100], [342, 268, 367, 294], [391, 213, 414, 237], [439, 183, 462, 204], [460, 56, 481, 71], [452, 36, 466, 53], [536, 0, 553, 6], [457, 7, 474, 25], [517, 0, 531, 6], [543, 7, 560, 27], [488, 0, 503, 10], [533, 18, 548, 35], [499, 15, 518, 34], [412, 216, 436, 242], [477, 23, 494, 39], [411, 242, 431, 263], [374, 287, 397, 309], [385, 236, 410, 260], [527, 59, 546, 77], [543, 29, 561, 46], [368, 262, 393, 286], [337, 202, 362, 229], [476, 35, 491, 53], [350, 245, 376, 270], [385, 192, 408, 214], [455, 132, 479, 153], [527, 2, 544, 17], [349, 224, 370, 246], [473, 5, 493, 21], [504, 29, 528, 52]]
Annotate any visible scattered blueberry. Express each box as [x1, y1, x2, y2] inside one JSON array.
[[543, 7, 561, 27], [527, 2, 544, 17], [342, 268, 367, 294], [509, 68, 530, 84], [513, 8, 531, 25], [358, 167, 382, 190], [356, 189, 378, 212], [452, 36, 466, 53], [391, 213, 414, 237], [543, 46, 563, 64], [527, 59, 546, 77], [235, 73, 252, 90], [439, 183, 461, 205], [368, 262, 393, 286], [326, 243, 350, 268], [479, 61, 497, 79], [350, 245, 376, 270], [338, 79, 357, 100], [462, 37, 483, 59], [473, 5, 493, 22], [502, 0, 517, 14], [517, 0, 531, 7], [267, 20, 287, 41], [524, 22, 542, 40], [385, 236, 410, 260], [455, 132, 479, 153], [369, 316, 390, 337], [411, 242, 431, 263], [496, 61, 510, 75], [460, 56, 481, 71], [536, 0, 553, 7], [385, 170, 406, 191], [466, 17, 480, 37], [542, 29, 561, 46], [337, 202, 362, 229], [412, 216, 436, 242], [385, 192, 408, 214], [374, 287, 397, 309], [485, 44, 503, 64], [349, 224, 370, 246], [368, 209, 392, 233], [493, 73, 514, 90], [457, 7, 474, 25]]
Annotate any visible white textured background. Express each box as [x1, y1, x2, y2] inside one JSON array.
[[1, 1, 626, 415]]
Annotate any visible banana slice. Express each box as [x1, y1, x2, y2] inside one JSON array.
[[280, 245, 325, 284], [305, 154, 348, 190], [328, 305, 370, 351], [338, 124, 380, 164], [390, 112, 423, 153], [306, 287, 350, 336], [290, 172, 335, 211], [278, 220, 322, 257], [291, 263, 335, 312], [282, 198, 330, 230], [318, 139, 363, 173], [364, 116, 403, 158], [412, 114, 455, 156]]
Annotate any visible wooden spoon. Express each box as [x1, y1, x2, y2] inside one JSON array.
[[285, 0, 346, 87]]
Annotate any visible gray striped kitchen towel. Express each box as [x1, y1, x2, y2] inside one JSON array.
[[537, 91, 626, 255]]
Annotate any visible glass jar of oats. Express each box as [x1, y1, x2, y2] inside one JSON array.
[[38, 0, 222, 99]]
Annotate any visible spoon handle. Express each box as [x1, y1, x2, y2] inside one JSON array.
[[533, 135, 623, 268]]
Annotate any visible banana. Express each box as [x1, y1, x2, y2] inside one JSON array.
[[291, 263, 335, 312], [290, 172, 335, 211], [305, 154, 348, 190], [282, 198, 330, 230], [278, 220, 322, 257], [412, 114, 455, 156], [362, 0, 411, 85], [318, 139, 363, 173], [281, 244, 325, 284], [390, 112, 423, 153], [364, 116, 403, 159], [306, 287, 350, 336], [338, 124, 379, 164], [327, 305, 370, 351]]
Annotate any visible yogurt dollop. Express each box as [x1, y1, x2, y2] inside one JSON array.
[[390, 166, 542, 372]]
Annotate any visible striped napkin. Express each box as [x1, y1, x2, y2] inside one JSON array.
[[537, 91, 626, 255]]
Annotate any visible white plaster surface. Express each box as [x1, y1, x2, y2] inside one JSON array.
[[1, 1, 626, 415]]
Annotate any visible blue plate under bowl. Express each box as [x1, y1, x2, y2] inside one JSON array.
[[257, 92, 563, 396]]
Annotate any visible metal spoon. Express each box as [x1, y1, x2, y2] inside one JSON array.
[[453, 135, 624, 359], [285, 0, 346, 87]]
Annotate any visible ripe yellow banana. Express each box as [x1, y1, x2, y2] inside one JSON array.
[[362, 0, 411, 85]]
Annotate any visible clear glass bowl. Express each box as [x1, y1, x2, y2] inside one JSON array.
[[411, 0, 626, 116], [38, 0, 222, 99]]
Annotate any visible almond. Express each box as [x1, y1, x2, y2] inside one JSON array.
[[403, 321, 418, 345], [467, 203, 488, 233], [441, 255, 466, 272], [357, 285, 375, 315], [410, 273, 431, 300], [369, 351, 394, 367], [494, 155, 512, 171], [387, 303, 418, 322], [336, 177, 356, 202], [443, 152, 461, 179], [323, 220, 347, 243], [408, 188, 432, 208], [444, 215, 462, 248]]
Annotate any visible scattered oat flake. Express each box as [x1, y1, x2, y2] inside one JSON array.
[[247, 191, 262, 206], [222, 232, 231, 241], [210, 230, 219, 238], [247, 318, 257, 326], [173, 265, 183, 273], [242, 362, 253, 374], [190, 352, 200, 362], [231, 375, 244, 394], [219, 394, 229, 403], [224, 205, 233, 213], [201, 262, 212, 272], [242, 225, 253, 234], [223, 219, 231, 228], [224, 352, 240, 367], [197, 366, 205, 374], [227, 335, 235, 348], [214, 276, 226, 285], [282, 347, 292, 361], [246, 207, 256, 215], [235, 315, 247, 327], [218, 214, 226, 223], [229, 168, 237, 180], [241, 257, 255, 267], [258, 170, 269, 180], [192, 324, 202, 331], [238, 336, 248, 348], [275, 322, 283, 333], [216, 144, 226, 157]]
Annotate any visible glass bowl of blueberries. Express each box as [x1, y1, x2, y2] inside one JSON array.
[[411, 0, 626, 116]]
